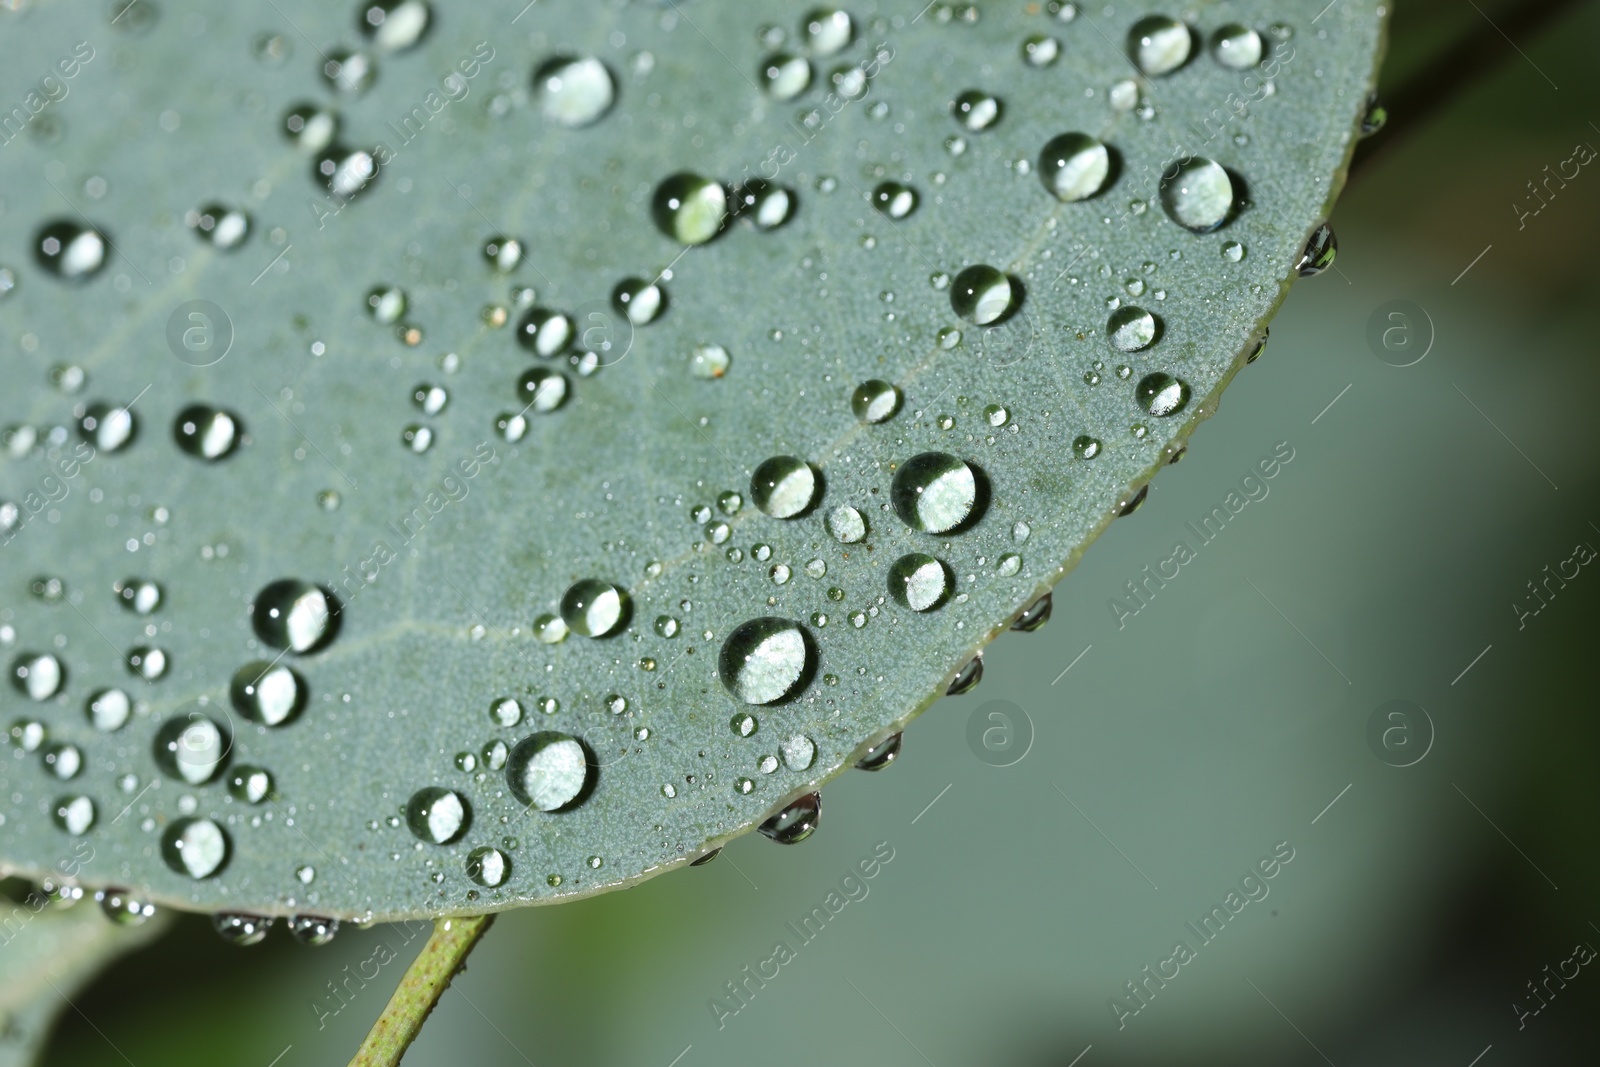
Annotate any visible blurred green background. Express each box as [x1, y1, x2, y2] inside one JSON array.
[[31, 0, 1600, 1064]]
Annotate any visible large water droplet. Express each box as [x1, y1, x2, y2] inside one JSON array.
[[802, 9, 853, 54], [613, 278, 665, 325], [750, 456, 821, 518], [516, 367, 571, 412], [79, 403, 136, 452], [950, 265, 1017, 325], [855, 733, 901, 771], [951, 89, 1002, 131], [515, 306, 574, 356], [1159, 158, 1236, 232], [467, 846, 511, 886], [1106, 306, 1158, 352], [228, 765, 274, 804], [283, 103, 339, 151], [174, 405, 243, 460], [1013, 593, 1053, 631], [1210, 23, 1263, 68], [759, 792, 821, 844], [760, 53, 811, 99], [214, 912, 272, 946], [187, 203, 251, 250], [1128, 15, 1193, 76], [114, 578, 162, 614], [780, 734, 817, 770], [732, 179, 795, 229], [252, 580, 339, 653], [560, 579, 629, 637], [1135, 372, 1191, 416], [34, 221, 108, 281], [892, 453, 984, 534], [1296, 223, 1337, 276], [889, 553, 952, 611], [98, 888, 157, 925], [290, 915, 340, 945], [406, 787, 470, 844], [826, 505, 867, 543], [11, 652, 64, 700], [321, 49, 377, 94], [361, 0, 431, 52], [155, 714, 230, 784], [535, 55, 616, 127], [871, 182, 918, 219], [720, 618, 814, 705], [1038, 133, 1111, 202], [163, 818, 230, 879], [315, 145, 379, 200], [652, 173, 728, 245], [948, 654, 984, 695], [53, 795, 96, 835], [86, 688, 131, 731], [506, 732, 592, 811], [230, 662, 306, 726], [851, 380, 902, 423]]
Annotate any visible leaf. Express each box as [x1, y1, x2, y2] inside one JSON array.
[[0, 0, 1386, 920], [0, 889, 171, 1067]]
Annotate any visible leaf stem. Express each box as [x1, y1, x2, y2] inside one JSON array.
[[349, 914, 497, 1067]]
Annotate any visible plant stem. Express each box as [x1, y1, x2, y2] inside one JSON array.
[[349, 914, 497, 1067]]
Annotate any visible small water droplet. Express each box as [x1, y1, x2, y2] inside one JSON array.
[[950, 265, 1017, 324], [1296, 223, 1337, 276], [889, 553, 952, 612], [652, 173, 727, 245], [1012, 592, 1052, 631], [871, 182, 918, 219], [1107, 306, 1158, 352], [1210, 24, 1263, 69], [174, 405, 243, 460], [826, 505, 867, 543], [560, 579, 629, 638], [406, 787, 470, 844], [467, 847, 510, 887], [751, 456, 821, 518], [1159, 158, 1236, 232], [1038, 132, 1111, 202], [1135, 372, 1191, 417], [534, 55, 616, 127], [506, 732, 592, 811], [1128, 15, 1193, 76], [951, 89, 1002, 131], [162, 817, 230, 879], [252, 580, 339, 653], [855, 733, 901, 771], [891, 452, 984, 533]]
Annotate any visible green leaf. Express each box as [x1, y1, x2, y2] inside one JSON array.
[[0, 888, 171, 1067], [0, 0, 1386, 920]]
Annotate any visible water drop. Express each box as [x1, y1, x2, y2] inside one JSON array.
[[1159, 158, 1236, 232], [802, 9, 853, 54], [1222, 241, 1245, 262], [689, 343, 731, 379], [516, 368, 571, 413], [613, 278, 665, 325], [228, 766, 273, 804], [230, 662, 306, 726], [851, 380, 902, 423], [1022, 35, 1060, 67], [889, 554, 952, 612], [826, 505, 867, 543], [321, 49, 377, 94], [506, 732, 592, 811], [855, 733, 901, 771], [948, 655, 984, 695], [731, 712, 758, 738], [87, 688, 131, 731], [732, 179, 794, 229], [1038, 132, 1112, 202], [1210, 24, 1263, 69], [515, 306, 574, 356], [53, 794, 96, 835], [366, 286, 407, 324], [759, 792, 821, 844], [187, 203, 250, 250], [1360, 94, 1387, 136], [252, 580, 339, 653], [652, 173, 728, 245], [871, 182, 918, 219], [720, 618, 813, 704], [491, 697, 523, 728], [289, 915, 340, 945], [1107, 306, 1158, 352], [653, 615, 680, 639], [1135, 372, 1191, 416], [162, 817, 230, 879], [406, 787, 470, 844], [534, 613, 569, 644], [1128, 15, 1193, 76], [534, 55, 615, 127], [892, 452, 984, 533], [173, 405, 243, 460], [780, 734, 817, 770], [983, 404, 1009, 427], [11, 652, 64, 700], [952, 90, 1002, 131], [559, 579, 629, 637], [283, 103, 338, 151], [496, 412, 528, 441], [79, 402, 136, 452], [154, 715, 230, 784], [950, 265, 1017, 325], [314, 145, 379, 200], [1296, 223, 1337, 275], [34, 221, 108, 281], [214, 913, 272, 946], [760, 53, 811, 99], [482, 235, 523, 273], [750, 456, 821, 518], [467, 847, 510, 887]]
